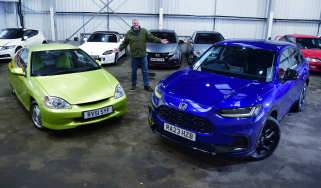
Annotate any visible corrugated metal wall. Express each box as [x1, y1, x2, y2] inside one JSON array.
[[1, 0, 320, 40]]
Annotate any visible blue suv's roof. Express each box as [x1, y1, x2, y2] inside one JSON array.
[[216, 39, 295, 51]]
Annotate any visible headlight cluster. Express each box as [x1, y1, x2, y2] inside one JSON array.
[[305, 57, 321, 63], [193, 50, 202, 57], [169, 49, 179, 56], [0, 45, 16, 51], [114, 84, 125, 99], [103, 50, 113, 55], [43, 96, 71, 109], [218, 104, 262, 118]]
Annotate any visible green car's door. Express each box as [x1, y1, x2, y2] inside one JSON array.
[[10, 48, 31, 109]]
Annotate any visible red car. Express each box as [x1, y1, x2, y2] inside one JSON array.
[[277, 34, 321, 71]]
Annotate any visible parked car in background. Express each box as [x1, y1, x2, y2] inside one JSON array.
[[79, 31, 126, 65], [147, 29, 183, 68], [149, 39, 309, 160], [277, 34, 321, 72], [0, 28, 46, 60], [185, 31, 224, 65], [8, 44, 127, 130]]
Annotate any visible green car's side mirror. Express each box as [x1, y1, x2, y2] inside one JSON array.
[[11, 67, 26, 76], [96, 60, 102, 66]]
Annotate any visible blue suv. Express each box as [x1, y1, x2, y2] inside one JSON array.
[[148, 40, 309, 160]]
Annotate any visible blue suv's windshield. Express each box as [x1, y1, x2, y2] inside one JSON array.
[[194, 45, 276, 82]]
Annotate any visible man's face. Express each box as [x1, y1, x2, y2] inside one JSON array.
[[133, 20, 140, 30]]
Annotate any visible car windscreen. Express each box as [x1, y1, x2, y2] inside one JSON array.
[[87, 33, 117, 42], [194, 45, 275, 82], [151, 32, 176, 43], [194, 33, 223, 44], [296, 38, 321, 49], [0, 28, 23, 39], [31, 49, 101, 76]]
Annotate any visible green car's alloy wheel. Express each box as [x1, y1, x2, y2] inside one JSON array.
[[250, 116, 280, 160], [30, 101, 44, 129]]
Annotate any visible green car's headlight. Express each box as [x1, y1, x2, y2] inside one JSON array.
[[154, 84, 163, 99], [218, 104, 262, 118], [43, 96, 71, 109], [114, 84, 125, 99]]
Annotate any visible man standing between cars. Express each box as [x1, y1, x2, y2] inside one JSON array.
[[114, 19, 168, 91]]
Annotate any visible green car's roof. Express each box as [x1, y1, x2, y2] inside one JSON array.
[[28, 43, 78, 52]]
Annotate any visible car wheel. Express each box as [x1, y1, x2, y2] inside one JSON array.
[[42, 40, 48, 44], [250, 116, 280, 160], [293, 82, 307, 112], [30, 101, 44, 129], [114, 53, 119, 64]]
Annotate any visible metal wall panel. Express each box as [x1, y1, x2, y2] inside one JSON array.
[[55, 0, 158, 14], [164, 17, 214, 36], [163, 0, 214, 15], [215, 19, 265, 39], [0, 2, 6, 30], [272, 22, 319, 39], [273, 0, 321, 19], [216, 0, 267, 17], [24, 13, 51, 39]]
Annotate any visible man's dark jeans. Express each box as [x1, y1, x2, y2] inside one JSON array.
[[131, 56, 149, 86]]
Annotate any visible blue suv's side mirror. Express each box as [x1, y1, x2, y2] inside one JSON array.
[[285, 68, 299, 81]]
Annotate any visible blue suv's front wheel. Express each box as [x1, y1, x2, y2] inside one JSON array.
[[250, 116, 280, 160]]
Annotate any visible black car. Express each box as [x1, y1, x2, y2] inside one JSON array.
[[147, 29, 183, 68], [186, 31, 224, 64]]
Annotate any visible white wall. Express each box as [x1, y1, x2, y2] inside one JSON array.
[[1, 0, 320, 40]]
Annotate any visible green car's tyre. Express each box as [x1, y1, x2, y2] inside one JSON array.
[[30, 101, 44, 129]]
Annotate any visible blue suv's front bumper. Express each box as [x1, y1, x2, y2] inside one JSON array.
[[148, 103, 266, 157]]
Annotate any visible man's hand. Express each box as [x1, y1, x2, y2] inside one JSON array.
[[161, 39, 168, 44]]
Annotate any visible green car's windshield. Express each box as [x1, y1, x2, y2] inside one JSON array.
[[31, 49, 101, 76], [194, 45, 275, 82]]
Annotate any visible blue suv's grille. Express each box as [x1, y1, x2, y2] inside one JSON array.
[[157, 105, 213, 133]]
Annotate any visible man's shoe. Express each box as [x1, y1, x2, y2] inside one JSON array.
[[144, 86, 153, 92], [130, 85, 136, 91]]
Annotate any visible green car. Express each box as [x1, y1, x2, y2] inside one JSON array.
[[8, 44, 127, 130]]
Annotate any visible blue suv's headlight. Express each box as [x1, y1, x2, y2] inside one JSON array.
[[154, 84, 163, 99], [218, 104, 262, 118]]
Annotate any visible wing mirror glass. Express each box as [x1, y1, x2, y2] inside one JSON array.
[[10, 67, 25, 76], [285, 68, 298, 81]]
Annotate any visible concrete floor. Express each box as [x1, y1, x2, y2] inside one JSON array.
[[0, 57, 321, 188]]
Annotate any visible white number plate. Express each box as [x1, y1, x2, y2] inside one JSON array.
[[150, 57, 165, 62], [83, 106, 113, 119], [164, 123, 196, 142]]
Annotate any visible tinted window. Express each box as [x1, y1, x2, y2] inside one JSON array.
[[151, 32, 176, 43], [194, 45, 275, 82], [31, 49, 101, 76], [279, 48, 297, 70], [194, 33, 223, 44], [87, 33, 117, 42], [0, 28, 23, 39], [24, 30, 38, 38], [296, 38, 321, 49]]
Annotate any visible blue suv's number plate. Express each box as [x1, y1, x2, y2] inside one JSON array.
[[83, 106, 113, 119], [164, 123, 196, 141]]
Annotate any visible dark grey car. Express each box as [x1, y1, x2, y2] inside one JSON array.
[[147, 29, 183, 68], [186, 31, 224, 65]]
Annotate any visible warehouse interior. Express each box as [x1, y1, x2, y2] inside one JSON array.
[[0, 0, 321, 187]]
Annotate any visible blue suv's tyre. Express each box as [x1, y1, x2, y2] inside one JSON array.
[[250, 116, 280, 160], [293, 82, 307, 112]]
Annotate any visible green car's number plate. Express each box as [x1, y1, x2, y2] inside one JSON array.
[[83, 106, 113, 119]]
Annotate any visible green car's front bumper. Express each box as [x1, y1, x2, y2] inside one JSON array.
[[39, 96, 127, 130]]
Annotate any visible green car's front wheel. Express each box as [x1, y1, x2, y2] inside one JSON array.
[[30, 101, 44, 129]]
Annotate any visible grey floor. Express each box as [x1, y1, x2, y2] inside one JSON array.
[[0, 56, 320, 188]]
